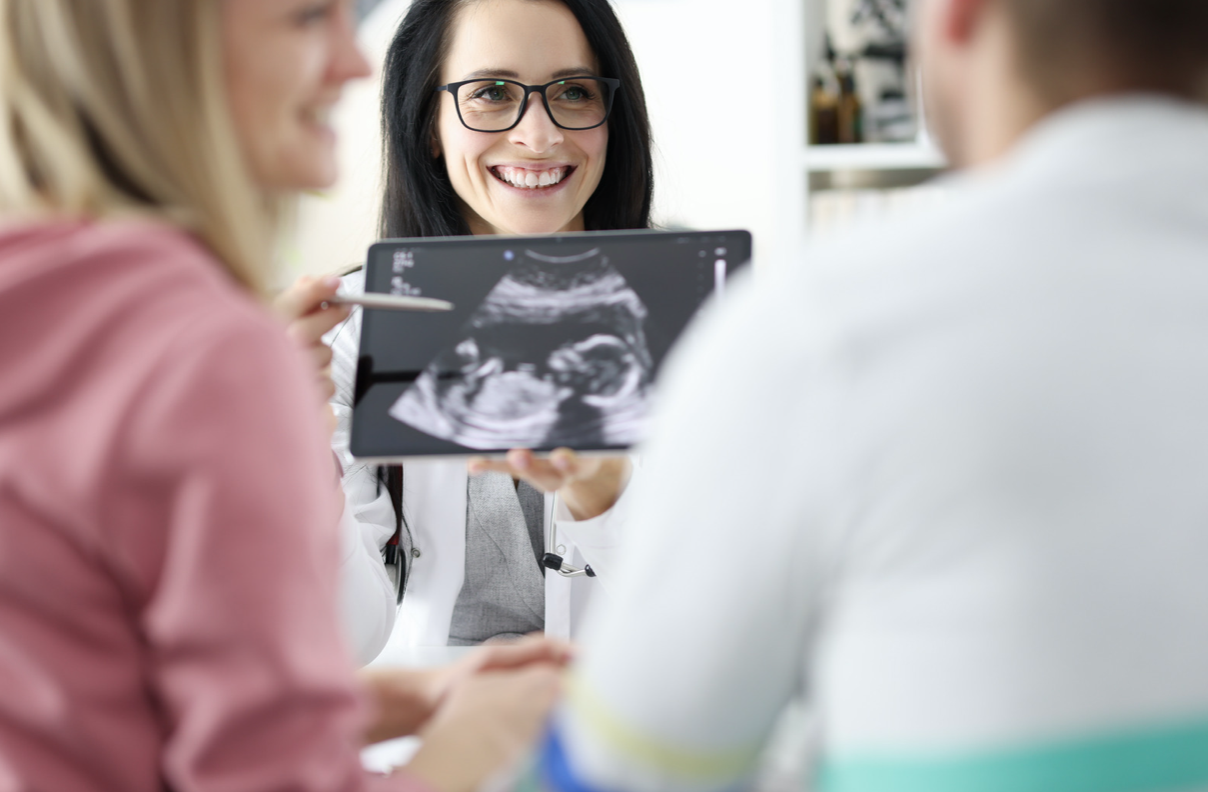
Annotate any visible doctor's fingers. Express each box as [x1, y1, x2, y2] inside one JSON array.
[[467, 450, 574, 493], [316, 366, 336, 402], [547, 447, 605, 482], [519, 448, 604, 490], [274, 274, 340, 322], [286, 303, 350, 348], [307, 341, 333, 372]]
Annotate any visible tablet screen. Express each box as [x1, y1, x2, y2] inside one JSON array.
[[350, 229, 751, 459]]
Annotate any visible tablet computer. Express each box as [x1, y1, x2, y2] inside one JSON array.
[[349, 229, 751, 461]]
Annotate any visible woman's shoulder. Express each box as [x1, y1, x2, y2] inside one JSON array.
[[70, 218, 237, 295], [0, 219, 307, 471], [0, 218, 283, 382], [0, 217, 239, 302], [1, 216, 209, 262]]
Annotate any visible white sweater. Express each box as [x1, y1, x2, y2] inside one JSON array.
[[550, 97, 1208, 792]]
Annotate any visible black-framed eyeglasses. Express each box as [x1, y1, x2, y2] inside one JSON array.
[[434, 76, 621, 132]]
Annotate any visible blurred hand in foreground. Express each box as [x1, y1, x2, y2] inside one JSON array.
[[406, 663, 563, 792], [359, 634, 573, 746]]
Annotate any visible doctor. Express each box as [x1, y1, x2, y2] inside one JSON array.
[[291, 0, 656, 659]]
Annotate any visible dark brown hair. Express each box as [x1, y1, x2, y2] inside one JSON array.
[[1004, 0, 1208, 102]]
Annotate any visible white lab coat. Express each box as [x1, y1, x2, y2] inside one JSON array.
[[330, 270, 629, 662]]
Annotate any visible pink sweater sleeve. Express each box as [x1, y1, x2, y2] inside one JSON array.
[[100, 262, 414, 792]]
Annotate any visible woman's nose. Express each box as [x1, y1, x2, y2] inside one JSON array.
[[507, 95, 564, 153], [335, 15, 372, 81]]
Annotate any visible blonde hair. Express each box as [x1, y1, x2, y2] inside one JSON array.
[[0, 0, 275, 295]]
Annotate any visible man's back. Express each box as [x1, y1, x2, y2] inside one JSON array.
[[547, 97, 1208, 792]]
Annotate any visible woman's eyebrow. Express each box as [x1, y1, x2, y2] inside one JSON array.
[[462, 68, 521, 80], [549, 67, 598, 79], [459, 67, 599, 81]]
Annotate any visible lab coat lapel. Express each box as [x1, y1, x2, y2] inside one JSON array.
[[395, 459, 467, 646]]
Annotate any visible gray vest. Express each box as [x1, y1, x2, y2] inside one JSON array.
[[448, 472, 546, 645]]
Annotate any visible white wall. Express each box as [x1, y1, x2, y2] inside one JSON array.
[[282, 0, 798, 283], [612, 0, 789, 260]]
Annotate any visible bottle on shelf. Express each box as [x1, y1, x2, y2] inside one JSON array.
[[835, 57, 864, 144], [810, 75, 840, 145]]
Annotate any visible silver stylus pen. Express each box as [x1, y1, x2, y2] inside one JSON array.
[[326, 292, 454, 312]]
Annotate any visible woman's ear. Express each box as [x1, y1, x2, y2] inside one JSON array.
[[943, 0, 991, 45], [431, 129, 442, 158]]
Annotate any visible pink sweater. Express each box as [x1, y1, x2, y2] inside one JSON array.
[[0, 222, 422, 792]]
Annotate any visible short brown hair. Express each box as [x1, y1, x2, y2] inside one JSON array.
[[1003, 0, 1208, 103]]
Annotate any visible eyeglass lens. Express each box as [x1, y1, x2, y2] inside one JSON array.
[[455, 78, 612, 131]]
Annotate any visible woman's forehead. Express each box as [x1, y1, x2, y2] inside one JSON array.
[[442, 0, 599, 83]]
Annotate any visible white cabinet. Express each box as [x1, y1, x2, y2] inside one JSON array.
[[615, 0, 944, 269], [799, 0, 947, 240], [805, 142, 943, 171]]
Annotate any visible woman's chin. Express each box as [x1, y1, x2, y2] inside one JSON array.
[[492, 212, 581, 237]]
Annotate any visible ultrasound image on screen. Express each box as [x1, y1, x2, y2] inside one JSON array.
[[388, 248, 655, 449], [350, 230, 751, 458]]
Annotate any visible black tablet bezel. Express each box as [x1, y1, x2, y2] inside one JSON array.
[[349, 229, 751, 461]]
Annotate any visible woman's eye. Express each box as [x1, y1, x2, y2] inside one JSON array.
[[295, 2, 335, 25], [471, 87, 509, 102], [557, 85, 594, 102]]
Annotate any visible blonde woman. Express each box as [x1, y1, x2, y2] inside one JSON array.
[[0, 2, 563, 791]]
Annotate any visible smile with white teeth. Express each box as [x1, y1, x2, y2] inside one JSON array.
[[490, 165, 571, 190]]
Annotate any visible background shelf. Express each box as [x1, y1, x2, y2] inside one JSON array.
[[804, 142, 946, 172]]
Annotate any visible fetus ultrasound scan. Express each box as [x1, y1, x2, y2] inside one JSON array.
[[389, 248, 655, 449], [350, 230, 751, 459]]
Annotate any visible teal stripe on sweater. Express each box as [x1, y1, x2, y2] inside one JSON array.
[[821, 716, 1208, 792]]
